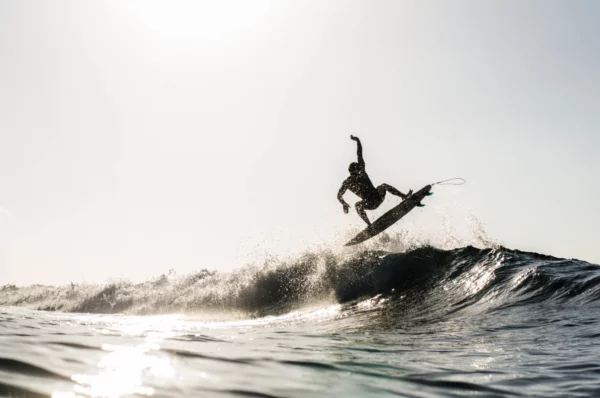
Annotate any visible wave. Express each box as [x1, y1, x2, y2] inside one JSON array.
[[2, 238, 599, 320]]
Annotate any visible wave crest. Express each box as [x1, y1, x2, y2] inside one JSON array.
[[1, 242, 598, 320]]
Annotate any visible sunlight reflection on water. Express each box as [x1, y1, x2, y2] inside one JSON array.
[[53, 317, 181, 398], [49, 307, 350, 397]]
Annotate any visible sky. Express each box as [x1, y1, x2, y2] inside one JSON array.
[[1, 0, 599, 285]]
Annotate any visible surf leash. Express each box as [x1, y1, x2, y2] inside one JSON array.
[[431, 177, 466, 186]]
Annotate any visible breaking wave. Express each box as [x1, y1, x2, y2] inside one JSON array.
[[2, 232, 599, 320]]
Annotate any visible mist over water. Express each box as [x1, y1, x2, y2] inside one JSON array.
[[2, 224, 600, 397], [0, 220, 497, 316], [2, 0, 600, 395]]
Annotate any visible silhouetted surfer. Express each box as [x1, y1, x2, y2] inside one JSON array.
[[337, 135, 412, 226]]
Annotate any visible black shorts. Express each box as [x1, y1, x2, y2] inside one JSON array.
[[360, 192, 385, 210]]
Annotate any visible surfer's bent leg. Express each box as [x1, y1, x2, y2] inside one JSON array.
[[355, 201, 371, 226], [378, 184, 408, 199]]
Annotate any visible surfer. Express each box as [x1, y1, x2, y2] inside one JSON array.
[[337, 135, 412, 226]]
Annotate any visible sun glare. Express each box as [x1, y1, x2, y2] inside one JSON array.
[[52, 316, 181, 398], [124, 0, 275, 41]]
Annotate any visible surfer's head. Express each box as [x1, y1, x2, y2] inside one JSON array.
[[349, 162, 361, 175]]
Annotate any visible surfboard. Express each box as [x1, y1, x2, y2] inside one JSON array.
[[344, 184, 433, 246]]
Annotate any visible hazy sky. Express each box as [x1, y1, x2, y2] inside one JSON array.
[[1, 0, 599, 285]]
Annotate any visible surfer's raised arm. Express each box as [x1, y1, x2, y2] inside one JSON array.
[[350, 135, 365, 168], [337, 179, 350, 214]]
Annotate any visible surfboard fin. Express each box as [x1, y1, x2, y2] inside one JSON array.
[[417, 203, 425, 207], [426, 192, 433, 196]]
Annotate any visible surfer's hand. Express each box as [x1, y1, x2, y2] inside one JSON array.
[[342, 203, 350, 214], [350, 135, 359, 141]]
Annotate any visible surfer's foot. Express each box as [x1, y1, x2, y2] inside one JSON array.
[[402, 190, 413, 200]]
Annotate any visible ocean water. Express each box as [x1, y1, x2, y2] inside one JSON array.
[[2, 240, 600, 397]]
